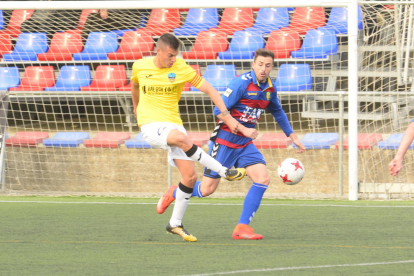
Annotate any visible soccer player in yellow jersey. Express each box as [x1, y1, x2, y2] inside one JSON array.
[[131, 34, 257, 242]]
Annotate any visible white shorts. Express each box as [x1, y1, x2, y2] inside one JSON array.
[[140, 122, 192, 167]]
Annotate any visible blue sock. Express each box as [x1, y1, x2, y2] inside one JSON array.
[[173, 181, 203, 198], [238, 183, 268, 225]]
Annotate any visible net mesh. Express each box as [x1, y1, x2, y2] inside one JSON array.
[[0, 3, 413, 199]]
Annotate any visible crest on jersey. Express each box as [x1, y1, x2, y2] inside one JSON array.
[[266, 92, 271, 101], [224, 88, 233, 97], [168, 73, 176, 83]]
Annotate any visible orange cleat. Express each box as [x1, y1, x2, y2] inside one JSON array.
[[156, 185, 177, 214], [232, 224, 263, 240]]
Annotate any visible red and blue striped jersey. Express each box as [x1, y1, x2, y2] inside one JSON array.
[[212, 70, 293, 148]]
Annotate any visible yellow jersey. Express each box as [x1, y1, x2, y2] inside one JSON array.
[[131, 57, 204, 126]]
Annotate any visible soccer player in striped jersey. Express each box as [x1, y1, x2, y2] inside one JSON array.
[[131, 34, 254, 242], [157, 48, 306, 240], [389, 119, 414, 176]]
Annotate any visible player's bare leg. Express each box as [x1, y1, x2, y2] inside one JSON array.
[[233, 163, 269, 240]]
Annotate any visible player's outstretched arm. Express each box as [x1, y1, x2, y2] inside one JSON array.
[[389, 121, 414, 176], [289, 133, 306, 153]]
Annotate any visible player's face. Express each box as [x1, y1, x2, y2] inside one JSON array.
[[252, 56, 274, 83], [157, 46, 179, 68]]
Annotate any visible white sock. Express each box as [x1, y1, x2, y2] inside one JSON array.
[[169, 183, 193, 227], [186, 145, 227, 177]]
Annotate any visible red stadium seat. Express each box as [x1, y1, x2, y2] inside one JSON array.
[[253, 133, 292, 149], [81, 65, 127, 91], [283, 7, 326, 35], [140, 9, 181, 36], [77, 9, 99, 30], [37, 31, 83, 61], [0, 10, 34, 37], [83, 132, 131, 148], [183, 65, 201, 92], [118, 82, 132, 91], [209, 8, 254, 35], [265, 29, 301, 59], [186, 132, 211, 147], [9, 66, 55, 91], [182, 31, 228, 60], [6, 131, 49, 147], [335, 133, 383, 149], [107, 30, 154, 60], [0, 34, 12, 58]]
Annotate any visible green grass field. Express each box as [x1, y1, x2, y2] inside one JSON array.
[[1, 196, 414, 276]]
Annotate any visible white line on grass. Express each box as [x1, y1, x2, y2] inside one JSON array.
[[183, 260, 414, 276], [1, 200, 414, 208]]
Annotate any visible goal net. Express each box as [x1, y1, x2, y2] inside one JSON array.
[[0, 1, 412, 199]]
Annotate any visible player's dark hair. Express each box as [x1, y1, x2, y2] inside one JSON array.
[[253, 48, 275, 61], [158, 33, 181, 50]]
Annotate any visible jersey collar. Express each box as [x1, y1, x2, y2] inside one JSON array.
[[251, 69, 273, 91]]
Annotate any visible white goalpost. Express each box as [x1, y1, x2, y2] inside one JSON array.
[[0, 0, 412, 199]]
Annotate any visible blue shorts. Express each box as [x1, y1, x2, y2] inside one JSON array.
[[204, 142, 266, 179]]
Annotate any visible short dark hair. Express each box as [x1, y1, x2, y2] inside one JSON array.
[[158, 33, 180, 50], [253, 48, 275, 61]]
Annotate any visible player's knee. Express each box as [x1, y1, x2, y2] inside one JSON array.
[[200, 185, 215, 197], [175, 132, 192, 150], [255, 175, 270, 186], [183, 172, 198, 185]]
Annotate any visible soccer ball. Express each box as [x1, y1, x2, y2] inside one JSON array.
[[277, 158, 305, 185]]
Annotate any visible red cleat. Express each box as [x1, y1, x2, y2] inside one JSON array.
[[232, 224, 263, 240], [156, 185, 177, 214]]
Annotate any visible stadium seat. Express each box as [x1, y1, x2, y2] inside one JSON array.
[[335, 133, 383, 149], [183, 65, 201, 91], [43, 132, 90, 147], [6, 131, 49, 147], [265, 29, 301, 59], [253, 133, 292, 149], [38, 31, 83, 61], [0, 10, 4, 30], [140, 9, 181, 36], [191, 64, 237, 92], [290, 28, 338, 58], [378, 133, 414, 150], [45, 65, 91, 91], [2, 32, 48, 61], [0, 67, 20, 90], [218, 30, 264, 59], [294, 133, 339, 149], [0, 33, 12, 58], [283, 7, 326, 35], [210, 8, 254, 35], [244, 8, 290, 34], [10, 66, 55, 91], [125, 133, 152, 149], [275, 64, 312, 91], [83, 132, 131, 148], [81, 65, 127, 91], [107, 30, 154, 60], [0, 10, 34, 37], [76, 9, 99, 30], [73, 32, 118, 60], [187, 132, 211, 147], [321, 6, 363, 34], [181, 31, 228, 60], [174, 8, 219, 36]]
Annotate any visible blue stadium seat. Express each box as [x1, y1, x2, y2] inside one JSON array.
[[43, 132, 90, 147], [245, 8, 289, 34], [321, 6, 363, 34], [0, 10, 4, 29], [45, 65, 92, 91], [2, 32, 48, 61], [191, 64, 237, 92], [294, 133, 339, 149], [378, 133, 414, 150], [218, 30, 264, 59], [73, 32, 118, 60], [275, 64, 312, 91], [125, 133, 152, 149], [0, 67, 20, 90], [290, 28, 338, 59], [174, 8, 219, 36]]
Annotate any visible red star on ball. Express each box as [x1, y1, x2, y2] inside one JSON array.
[[280, 174, 292, 183], [292, 161, 303, 171]]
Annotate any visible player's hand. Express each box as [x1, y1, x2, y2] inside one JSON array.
[[100, 9, 108, 19], [239, 127, 258, 140], [389, 158, 402, 176], [293, 140, 306, 153]]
